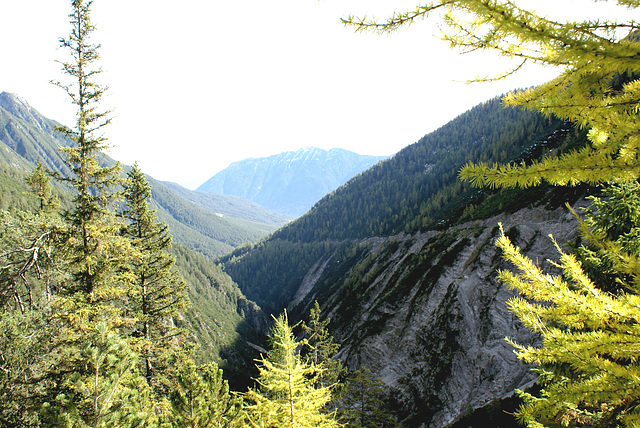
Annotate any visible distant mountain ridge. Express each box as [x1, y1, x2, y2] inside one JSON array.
[[0, 91, 286, 259], [160, 180, 292, 226], [197, 147, 388, 217]]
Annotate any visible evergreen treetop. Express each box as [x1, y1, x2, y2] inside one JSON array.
[[244, 311, 339, 428]]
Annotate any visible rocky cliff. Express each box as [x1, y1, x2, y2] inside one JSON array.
[[287, 204, 581, 427], [217, 97, 590, 425]]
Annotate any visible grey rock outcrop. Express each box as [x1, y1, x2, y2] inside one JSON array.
[[289, 204, 580, 427]]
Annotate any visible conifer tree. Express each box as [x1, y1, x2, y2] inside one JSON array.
[[0, 213, 59, 312], [122, 163, 188, 390], [243, 311, 339, 428], [301, 301, 343, 389], [52, 0, 129, 314], [169, 357, 243, 428], [0, 156, 63, 426], [43, 1, 143, 424], [0, 164, 62, 312], [40, 321, 151, 428], [0, 309, 57, 426], [572, 182, 640, 293], [335, 367, 397, 428], [26, 162, 60, 213], [497, 222, 640, 427]]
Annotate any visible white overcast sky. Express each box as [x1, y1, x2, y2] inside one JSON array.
[[0, 0, 627, 188]]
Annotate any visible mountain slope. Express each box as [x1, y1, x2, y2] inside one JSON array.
[[197, 147, 388, 217], [0, 91, 283, 258], [161, 180, 292, 226], [0, 91, 269, 382], [297, 207, 578, 427], [0, 92, 71, 176], [221, 97, 592, 426], [222, 98, 581, 313], [147, 176, 280, 258], [170, 244, 267, 388]]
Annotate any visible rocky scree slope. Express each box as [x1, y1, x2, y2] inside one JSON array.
[[287, 205, 580, 427], [220, 96, 592, 426]]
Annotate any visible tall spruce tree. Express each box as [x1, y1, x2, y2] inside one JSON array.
[[44, 1, 146, 425], [342, 1, 640, 426], [122, 163, 188, 390], [335, 367, 398, 428], [243, 311, 339, 428], [52, 0, 129, 313]]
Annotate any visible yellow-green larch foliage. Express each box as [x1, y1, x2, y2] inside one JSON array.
[[25, 162, 59, 213], [344, 1, 640, 426], [243, 311, 339, 428], [497, 223, 640, 427], [301, 300, 343, 389], [344, 0, 640, 188], [169, 356, 243, 428]]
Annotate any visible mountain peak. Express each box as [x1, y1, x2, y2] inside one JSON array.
[[197, 148, 389, 217], [0, 91, 28, 107], [0, 91, 51, 132]]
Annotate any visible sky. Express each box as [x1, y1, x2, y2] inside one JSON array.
[[0, 0, 619, 189]]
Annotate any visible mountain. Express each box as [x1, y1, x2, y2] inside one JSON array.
[[160, 180, 292, 226], [220, 97, 592, 426], [0, 92, 70, 177], [0, 92, 270, 380], [2, 89, 596, 424], [197, 147, 388, 217], [0, 91, 285, 259]]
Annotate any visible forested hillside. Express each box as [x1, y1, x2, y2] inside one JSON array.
[[0, 91, 284, 258], [222, 97, 589, 314], [170, 244, 267, 386], [0, 91, 270, 374]]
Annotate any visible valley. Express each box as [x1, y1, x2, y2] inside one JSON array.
[[2, 0, 637, 426], [1, 88, 593, 426]]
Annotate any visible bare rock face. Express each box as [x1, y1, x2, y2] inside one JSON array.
[[289, 205, 580, 427]]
